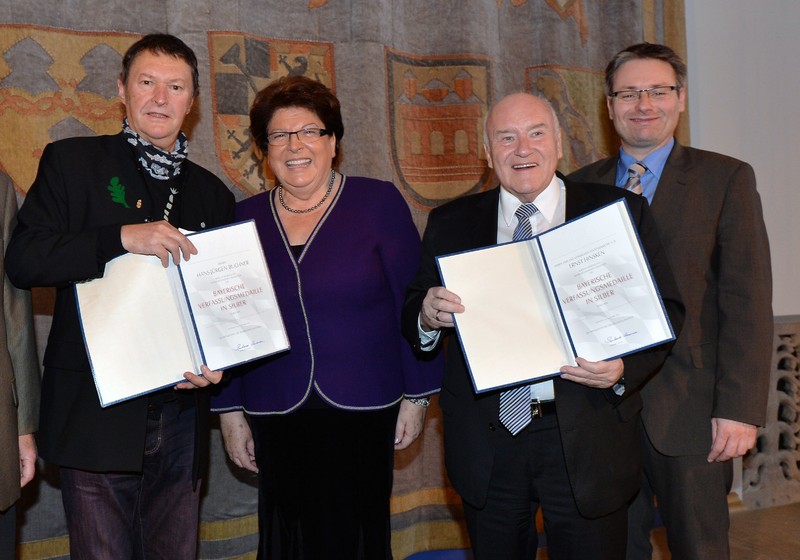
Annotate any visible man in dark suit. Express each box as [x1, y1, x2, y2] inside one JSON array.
[[403, 92, 683, 559], [6, 34, 234, 559], [569, 43, 773, 560], [0, 175, 40, 560]]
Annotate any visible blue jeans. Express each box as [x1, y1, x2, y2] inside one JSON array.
[[60, 397, 200, 560]]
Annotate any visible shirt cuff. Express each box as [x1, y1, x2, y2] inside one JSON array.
[[417, 315, 441, 351]]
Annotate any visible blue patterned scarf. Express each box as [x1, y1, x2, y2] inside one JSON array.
[[122, 117, 188, 181]]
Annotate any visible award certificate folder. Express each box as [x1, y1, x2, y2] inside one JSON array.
[[76, 219, 289, 407], [435, 199, 675, 393]]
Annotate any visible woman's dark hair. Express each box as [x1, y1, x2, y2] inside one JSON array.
[[120, 34, 200, 98], [250, 75, 344, 164]]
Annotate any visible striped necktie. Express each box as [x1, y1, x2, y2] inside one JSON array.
[[498, 202, 539, 435], [511, 203, 538, 241], [624, 161, 647, 195]]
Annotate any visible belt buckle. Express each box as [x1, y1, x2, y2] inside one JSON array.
[[531, 399, 543, 419]]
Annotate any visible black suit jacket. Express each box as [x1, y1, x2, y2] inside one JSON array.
[[402, 176, 684, 518], [6, 133, 234, 477], [569, 142, 773, 456]]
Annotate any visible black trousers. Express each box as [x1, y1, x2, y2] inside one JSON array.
[[0, 503, 15, 560], [250, 401, 400, 560], [462, 413, 627, 560]]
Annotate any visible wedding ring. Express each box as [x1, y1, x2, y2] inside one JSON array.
[[435, 310, 441, 321]]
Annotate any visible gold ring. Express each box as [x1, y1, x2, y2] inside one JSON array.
[[435, 310, 441, 321]]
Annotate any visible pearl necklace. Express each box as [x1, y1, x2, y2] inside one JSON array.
[[278, 170, 336, 214]]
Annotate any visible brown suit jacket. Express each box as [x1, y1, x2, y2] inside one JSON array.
[[569, 141, 773, 455], [0, 174, 39, 511]]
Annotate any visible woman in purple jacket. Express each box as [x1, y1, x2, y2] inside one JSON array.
[[212, 76, 440, 559]]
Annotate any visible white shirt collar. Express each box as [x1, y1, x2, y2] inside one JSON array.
[[499, 174, 563, 229]]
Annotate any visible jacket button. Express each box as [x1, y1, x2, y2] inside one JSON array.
[[488, 423, 496, 431]]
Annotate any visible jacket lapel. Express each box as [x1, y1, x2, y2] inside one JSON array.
[[466, 187, 501, 249], [592, 157, 618, 185], [563, 174, 600, 221], [649, 142, 691, 231]]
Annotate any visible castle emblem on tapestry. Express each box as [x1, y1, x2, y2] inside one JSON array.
[[385, 50, 493, 208]]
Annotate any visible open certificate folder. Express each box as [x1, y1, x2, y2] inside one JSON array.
[[436, 199, 675, 393], [76, 220, 289, 407]]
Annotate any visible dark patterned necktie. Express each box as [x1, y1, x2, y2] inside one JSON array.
[[624, 161, 647, 195], [498, 202, 539, 435]]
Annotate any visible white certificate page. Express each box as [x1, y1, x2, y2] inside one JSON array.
[[537, 200, 673, 361], [437, 241, 572, 393], [179, 220, 289, 371], [76, 253, 200, 407]]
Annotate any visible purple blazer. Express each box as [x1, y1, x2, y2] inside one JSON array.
[[212, 176, 441, 414]]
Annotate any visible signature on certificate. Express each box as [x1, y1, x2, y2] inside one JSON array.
[[605, 331, 638, 344]]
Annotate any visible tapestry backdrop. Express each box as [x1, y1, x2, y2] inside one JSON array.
[[0, 1, 686, 558]]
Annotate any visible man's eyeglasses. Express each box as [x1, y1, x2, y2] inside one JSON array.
[[610, 85, 681, 103], [266, 127, 331, 146]]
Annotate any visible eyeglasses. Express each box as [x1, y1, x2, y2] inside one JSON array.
[[266, 127, 331, 146], [610, 85, 681, 103]]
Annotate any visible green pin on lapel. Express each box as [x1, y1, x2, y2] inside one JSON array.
[[107, 176, 130, 208]]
